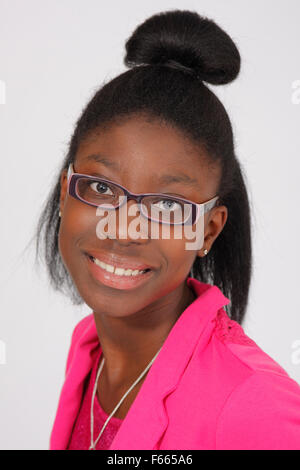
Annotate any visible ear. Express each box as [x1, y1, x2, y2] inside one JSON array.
[[59, 168, 68, 214], [195, 205, 228, 258]]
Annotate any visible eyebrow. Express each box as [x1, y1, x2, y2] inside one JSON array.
[[84, 153, 200, 189], [84, 154, 119, 169]]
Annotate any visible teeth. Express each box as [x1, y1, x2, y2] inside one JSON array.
[[92, 257, 147, 276], [114, 267, 126, 276]]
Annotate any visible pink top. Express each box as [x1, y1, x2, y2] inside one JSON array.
[[67, 348, 123, 450], [50, 278, 300, 450]]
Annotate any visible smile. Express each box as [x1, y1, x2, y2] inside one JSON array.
[[89, 255, 150, 277], [86, 254, 154, 291]]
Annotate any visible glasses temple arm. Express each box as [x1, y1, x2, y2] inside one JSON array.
[[202, 196, 219, 215]]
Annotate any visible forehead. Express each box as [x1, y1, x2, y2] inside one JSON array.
[[75, 116, 220, 190]]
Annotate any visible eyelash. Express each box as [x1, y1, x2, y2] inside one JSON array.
[[88, 178, 188, 200]]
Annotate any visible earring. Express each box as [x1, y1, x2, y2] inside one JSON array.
[[59, 210, 62, 218], [203, 249, 208, 256]]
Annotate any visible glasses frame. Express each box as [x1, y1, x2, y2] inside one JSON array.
[[67, 163, 219, 226]]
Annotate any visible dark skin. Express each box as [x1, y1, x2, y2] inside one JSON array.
[[59, 116, 228, 419]]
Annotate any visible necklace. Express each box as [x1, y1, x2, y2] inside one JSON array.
[[89, 346, 163, 450]]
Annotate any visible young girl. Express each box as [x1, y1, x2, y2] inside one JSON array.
[[35, 9, 300, 450]]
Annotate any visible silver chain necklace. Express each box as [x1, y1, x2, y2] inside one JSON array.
[[89, 346, 163, 450]]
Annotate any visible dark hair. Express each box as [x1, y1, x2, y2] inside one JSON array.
[[32, 9, 253, 324]]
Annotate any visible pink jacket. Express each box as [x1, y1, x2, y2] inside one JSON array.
[[50, 277, 300, 450]]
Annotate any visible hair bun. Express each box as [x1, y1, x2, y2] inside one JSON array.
[[124, 9, 241, 85]]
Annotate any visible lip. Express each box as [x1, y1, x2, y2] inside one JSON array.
[[86, 254, 154, 290], [85, 250, 156, 271]]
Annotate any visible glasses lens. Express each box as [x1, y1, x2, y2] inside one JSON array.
[[141, 196, 193, 224], [76, 177, 124, 206]]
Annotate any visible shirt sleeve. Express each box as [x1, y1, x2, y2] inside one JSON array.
[[215, 370, 300, 450]]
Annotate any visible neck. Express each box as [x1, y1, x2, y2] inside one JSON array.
[[93, 281, 196, 389]]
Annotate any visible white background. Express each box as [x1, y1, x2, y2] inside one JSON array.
[[0, 0, 300, 450]]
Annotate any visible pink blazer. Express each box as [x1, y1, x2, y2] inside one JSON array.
[[50, 277, 300, 450]]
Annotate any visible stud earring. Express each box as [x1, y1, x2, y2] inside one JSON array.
[[59, 210, 62, 218], [203, 249, 208, 256]]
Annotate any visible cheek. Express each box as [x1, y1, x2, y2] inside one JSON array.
[[167, 219, 204, 262], [159, 237, 197, 275], [149, 238, 196, 301], [58, 207, 95, 270]]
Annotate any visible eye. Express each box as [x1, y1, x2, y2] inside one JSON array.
[[152, 198, 183, 212], [89, 180, 114, 195]]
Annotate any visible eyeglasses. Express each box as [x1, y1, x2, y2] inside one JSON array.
[[67, 163, 219, 226]]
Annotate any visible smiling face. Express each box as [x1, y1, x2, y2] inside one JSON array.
[[58, 115, 227, 318]]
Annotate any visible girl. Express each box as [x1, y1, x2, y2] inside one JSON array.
[[35, 9, 300, 450]]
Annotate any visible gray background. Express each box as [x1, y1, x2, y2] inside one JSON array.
[[0, 0, 299, 450]]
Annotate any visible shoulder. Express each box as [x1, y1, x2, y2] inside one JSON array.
[[212, 308, 290, 376], [215, 369, 300, 449], [65, 314, 95, 373], [212, 310, 300, 449], [70, 314, 94, 344]]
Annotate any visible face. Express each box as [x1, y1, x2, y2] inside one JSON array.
[[59, 116, 227, 318]]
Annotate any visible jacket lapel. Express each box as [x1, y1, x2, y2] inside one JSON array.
[[109, 278, 230, 449]]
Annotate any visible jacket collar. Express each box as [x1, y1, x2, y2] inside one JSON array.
[[50, 278, 230, 450]]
